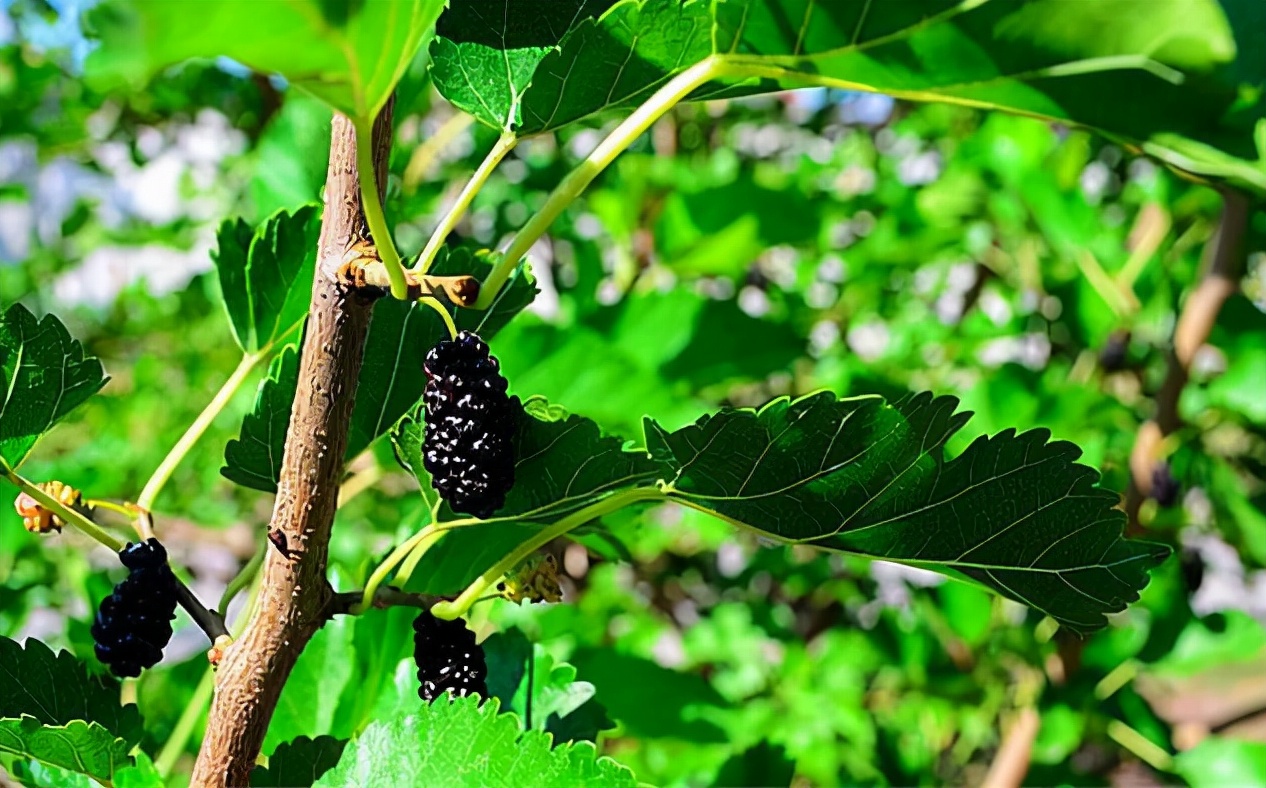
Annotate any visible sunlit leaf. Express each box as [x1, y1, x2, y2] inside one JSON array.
[[313, 696, 637, 788], [434, 0, 1266, 192], [85, 0, 445, 121], [214, 205, 320, 354], [0, 305, 108, 469]]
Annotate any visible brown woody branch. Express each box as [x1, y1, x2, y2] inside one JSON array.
[[190, 100, 394, 787], [981, 707, 1040, 788], [1124, 190, 1249, 529]]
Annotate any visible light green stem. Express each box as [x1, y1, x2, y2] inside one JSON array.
[[395, 528, 444, 588], [153, 667, 214, 779], [353, 117, 409, 300], [420, 296, 458, 340], [415, 132, 518, 275], [474, 56, 723, 309], [137, 352, 260, 512], [218, 542, 265, 615], [2, 460, 123, 551], [359, 525, 438, 613], [155, 570, 263, 779], [432, 487, 663, 619]]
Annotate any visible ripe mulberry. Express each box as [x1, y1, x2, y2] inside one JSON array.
[[413, 610, 488, 702], [91, 539, 179, 678], [1150, 461, 1180, 508], [422, 331, 518, 518]]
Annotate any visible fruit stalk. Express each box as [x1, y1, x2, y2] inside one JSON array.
[[190, 99, 394, 787]]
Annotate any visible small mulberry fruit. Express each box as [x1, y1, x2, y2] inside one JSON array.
[[413, 610, 488, 702], [422, 331, 518, 518], [1099, 329, 1131, 372], [1150, 461, 1180, 508], [91, 539, 179, 678]]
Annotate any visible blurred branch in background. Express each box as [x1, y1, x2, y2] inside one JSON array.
[[981, 707, 1039, 788], [1126, 190, 1251, 529]]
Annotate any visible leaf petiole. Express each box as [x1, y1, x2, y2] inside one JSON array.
[[474, 56, 724, 310], [137, 351, 262, 512], [352, 116, 410, 300], [431, 487, 663, 619], [359, 524, 439, 613], [415, 132, 518, 275]]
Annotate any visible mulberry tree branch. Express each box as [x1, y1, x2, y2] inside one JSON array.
[[1125, 190, 1249, 527], [190, 99, 394, 787]]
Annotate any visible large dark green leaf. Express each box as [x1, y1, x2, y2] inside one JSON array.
[[251, 736, 348, 788], [433, 0, 1266, 192], [0, 637, 144, 784], [646, 392, 1169, 634], [223, 249, 536, 492], [0, 305, 107, 469], [313, 696, 637, 788], [214, 206, 320, 354], [0, 637, 143, 744], [84, 0, 444, 121]]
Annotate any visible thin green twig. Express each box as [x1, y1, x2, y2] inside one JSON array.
[[474, 57, 722, 310], [415, 132, 517, 275], [138, 351, 261, 512]]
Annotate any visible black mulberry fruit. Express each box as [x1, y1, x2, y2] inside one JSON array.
[[413, 610, 487, 702], [422, 330, 518, 518], [91, 538, 179, 678], [1099, 329, 1131, 372], [1150, 461, 1180, 508]]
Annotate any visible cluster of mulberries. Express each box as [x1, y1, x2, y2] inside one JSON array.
[[413, 610, 487, 702], [91, 539, 179, 678], [422, 331, 518, 518]]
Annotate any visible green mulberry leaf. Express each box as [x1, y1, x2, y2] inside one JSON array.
[[314, 696, 637, 788], [251, 736, 348, 788], [648, 391, 1169, 634], [0, 304, 107, 469], [214, 205, 320, 354], [84, 0, 445, 122]]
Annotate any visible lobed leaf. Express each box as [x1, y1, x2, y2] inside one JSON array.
[[483, 628, 614, 744], [313, 696, 637, 788], [0, 305, 107, 469], [0, 636, 143, 745]]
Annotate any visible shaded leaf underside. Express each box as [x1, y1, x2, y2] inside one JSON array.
[[431, 0, 1265, 191]]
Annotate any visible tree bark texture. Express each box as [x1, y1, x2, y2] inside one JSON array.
[[191, 99, 394, 787]]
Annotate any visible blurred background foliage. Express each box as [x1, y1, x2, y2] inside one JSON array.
[[3, 0, 1266, 785]]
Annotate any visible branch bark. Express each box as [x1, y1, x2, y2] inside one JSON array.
[[1125, 190, 1249, 529], [981, 707, 1040, 788], [190, 100, 394, 787]]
